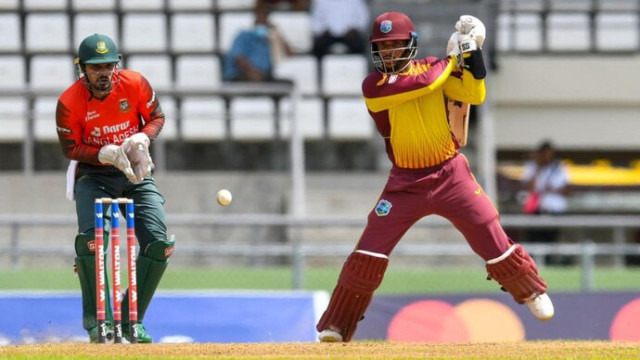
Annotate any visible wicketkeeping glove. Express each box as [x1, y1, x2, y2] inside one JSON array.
[[124, 133, 154, 183], [98, 143, 137, 183]]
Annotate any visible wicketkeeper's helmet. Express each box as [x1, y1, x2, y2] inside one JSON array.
[[370, 12, 419, 74], [77, 33, 120, 65]]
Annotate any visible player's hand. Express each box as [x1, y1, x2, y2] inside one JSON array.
[[455, 15, 485, 49], [447, 32, 460, 56], [124, 133, 154, 183], [98, 143, 137, 183], [458, 33, 477, 53]]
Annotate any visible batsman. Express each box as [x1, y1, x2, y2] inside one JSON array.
[[316, 12, 554, 342], [56, 33, 175, 343]]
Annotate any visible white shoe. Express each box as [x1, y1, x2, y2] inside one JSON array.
[[525, 293, 554, 321], [318, 329, 343, 342]]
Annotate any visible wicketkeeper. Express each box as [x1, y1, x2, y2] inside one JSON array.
[[56, 34, 175, 343], [316, 12, 554, 343]]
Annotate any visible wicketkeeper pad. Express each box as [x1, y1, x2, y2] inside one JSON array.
[[316, 250, 389, 342], [486, 244, 547, 304]]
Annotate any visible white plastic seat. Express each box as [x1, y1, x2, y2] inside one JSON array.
[[120, 0, 164, 11], [158, 96, 177, 140], [122, 13, 167, 53], [25, 13, 71, 53], [0, 56, 25, 90], [216, 0, 255, 10], [328, 98, 373, 140], [270, 11, 312, 54], [279, 98, 324, 140], [24, 0, 67, 10], [180, 97, 226, 140], [168, 0, 212, 10], [0, 0, 19, 10], [218, 12, 254, 53], [595, 13, 639, 51], [321, 55, 367, 96], [273, 55, 318, 95], [71, 0, 116, 11], [0, 97, 27, 141], [34, 97, 59, 141], [547, 13, 590, 51], [74, 13, 119, 49], [175, 55, 221, 90], [0, 13, 21, 52], [496, 13, 512, 52], [125, 55, 172, 91], [230, 97, 276, 140], [509, 0, 544, 11], [550, 0, 591, 11], [171, 13, 216, 53], [597, 0, 639, 11], [29, 55, 75, 91], [513, 13, 543, 52]]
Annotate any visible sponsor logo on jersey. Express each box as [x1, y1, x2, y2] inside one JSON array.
[[146, 91, 156, 109], [91, 127, 101, 137], [380, 20, 392, 34], [375, 199, 392, 216], [56, 126, 71, 133], [85, 110, 100, 121], [388, 75, 398, 84], [102, 121, 131, 135], [119, 99, 131, 112]]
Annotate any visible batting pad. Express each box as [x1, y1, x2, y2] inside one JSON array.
[[316, 250, 389, 342], [486, 244, 547, 304]]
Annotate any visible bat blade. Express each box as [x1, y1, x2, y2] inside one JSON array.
[[447, 99, 470, 147]]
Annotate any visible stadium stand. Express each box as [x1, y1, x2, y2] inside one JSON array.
[[0, 0, 639, 176]]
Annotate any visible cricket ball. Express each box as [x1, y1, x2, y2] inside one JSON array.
[[216, 189, 232, 206]]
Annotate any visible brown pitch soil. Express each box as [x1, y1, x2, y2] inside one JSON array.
[[1, 341, 639, 359]]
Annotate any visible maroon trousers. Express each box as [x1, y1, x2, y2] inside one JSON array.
[[356, 154, 510, 261]]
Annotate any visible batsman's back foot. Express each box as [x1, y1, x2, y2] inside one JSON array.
[[526, 293, 554, 321], [318, 329, 343, 343]]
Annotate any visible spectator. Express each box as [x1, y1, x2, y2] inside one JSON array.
[[223, 5, 293, 82], [310, 0, 369, 58], [521, 140, 571, 264]]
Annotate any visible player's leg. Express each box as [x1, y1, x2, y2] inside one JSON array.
[[317, 188, 422, 342], [437, 155, 554, 321], [74, 177, 115, 342], [316, 250, 389, 342], [121, 179, 174, 343]]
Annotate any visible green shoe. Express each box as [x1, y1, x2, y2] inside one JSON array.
[[123, 323, 153, 343], [88, 323, 114, 343]]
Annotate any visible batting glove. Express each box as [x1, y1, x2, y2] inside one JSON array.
[[455, 15, 486, 49]]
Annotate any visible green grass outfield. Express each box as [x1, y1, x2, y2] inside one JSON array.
[[1, 266, 639, 293]]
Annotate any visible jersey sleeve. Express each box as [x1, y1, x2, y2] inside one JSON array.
[[136, 74, 165, 141], [442, 66, 486, 105], [56, 99, 101, 164], [363, 56, 457, 113]]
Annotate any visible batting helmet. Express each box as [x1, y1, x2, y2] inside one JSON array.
[[370, 12, 419, 74], [77, 34, 120, 64]]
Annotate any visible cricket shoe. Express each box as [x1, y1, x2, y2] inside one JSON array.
[[88, 323, 114, 343], [526, 293, 554, 321], [123, 323, 153, 343], [318, 327, 343, 343]]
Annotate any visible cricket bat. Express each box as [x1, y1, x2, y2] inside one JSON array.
[[447, 98, 470, 147]]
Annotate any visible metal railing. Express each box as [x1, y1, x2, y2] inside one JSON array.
[[1, 213, 639, 291]]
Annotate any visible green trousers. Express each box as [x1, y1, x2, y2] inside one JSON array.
[[74, 172, 167, 250]]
